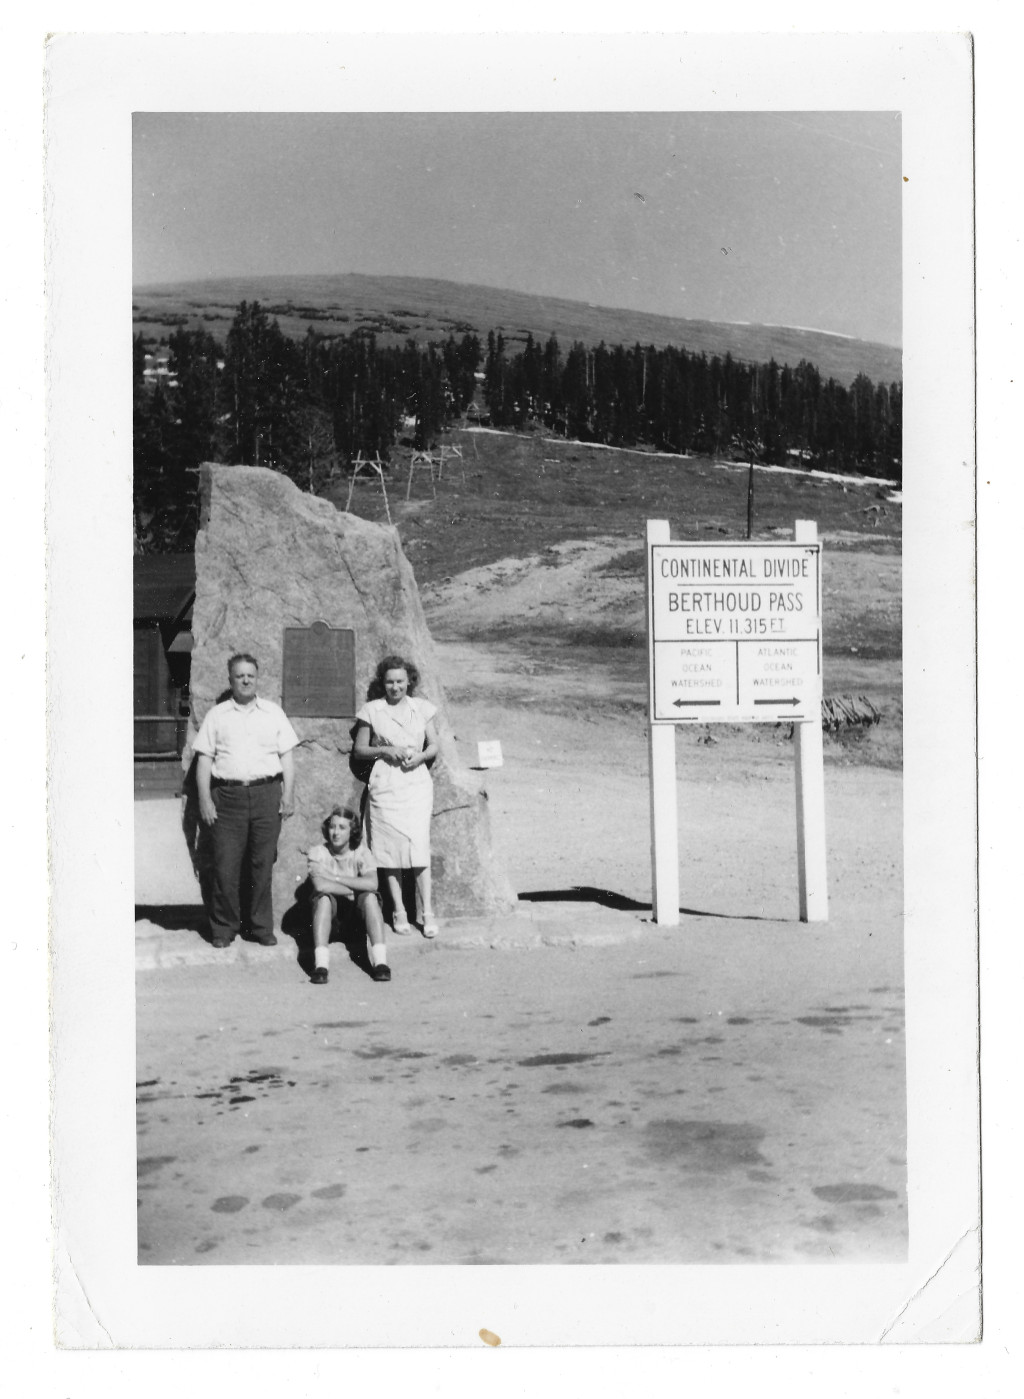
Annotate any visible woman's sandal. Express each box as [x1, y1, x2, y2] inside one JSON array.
[[392, 914, 412, 935], [421, 916, 439, 940]]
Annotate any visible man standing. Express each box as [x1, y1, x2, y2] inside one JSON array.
[[194, 654, 299, 948]]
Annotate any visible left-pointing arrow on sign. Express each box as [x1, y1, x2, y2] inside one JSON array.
[[673, 699, 721, 707]]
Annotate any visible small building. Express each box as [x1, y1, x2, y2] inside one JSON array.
[[142, 348, 178, 390], [133, 554, 195, 760]]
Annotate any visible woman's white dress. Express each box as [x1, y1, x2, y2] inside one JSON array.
[[356, 695, 437, 868]]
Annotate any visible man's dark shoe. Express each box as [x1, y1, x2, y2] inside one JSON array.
[[311, 967, 329, 985], [253, 934, 278, 947], [371, 964, 392, 982], [211, 937, 232, 949]]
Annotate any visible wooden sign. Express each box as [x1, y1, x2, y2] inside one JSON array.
[[648, 540, 822, 724], [282, 621, 356, 718], [645, 520, 827, 926]]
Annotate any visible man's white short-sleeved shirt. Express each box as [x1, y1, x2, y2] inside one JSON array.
[[193, 696, 299, 781]]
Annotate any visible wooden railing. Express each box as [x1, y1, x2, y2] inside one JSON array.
[[134, 714, 189, 760]]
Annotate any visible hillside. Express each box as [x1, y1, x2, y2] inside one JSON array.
[[132, 273, 902, 390], [372, 426, 903, 769], [331, 424, 901, 587]]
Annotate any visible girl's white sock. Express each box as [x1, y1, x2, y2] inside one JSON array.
[[369, 942, 388, 967], [314, 947, 330, 970]]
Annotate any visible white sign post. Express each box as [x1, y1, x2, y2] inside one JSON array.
[[793, 520, 828, 921], [646, 520, 680, 925], [645, 519, 827, 923]]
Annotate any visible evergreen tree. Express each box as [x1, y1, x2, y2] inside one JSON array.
[[850, 372, 879, 468], [520, 333, 544, 421], [483, 331, 508, 425], [168, 327, 222, 465], [541, 334, 563, 428], [224, 300, 304, 469], [412, 343, 446, 449], [133, 376, 181, 552], [562, 342, 591, 439]]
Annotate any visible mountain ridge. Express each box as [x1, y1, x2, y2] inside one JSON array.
[[132, 272, 902, 388]]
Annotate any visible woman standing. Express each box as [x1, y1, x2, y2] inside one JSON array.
[[353, 654, 440, 938]]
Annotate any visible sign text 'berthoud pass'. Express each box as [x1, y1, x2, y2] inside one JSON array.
[[649, 542, 822, 724]]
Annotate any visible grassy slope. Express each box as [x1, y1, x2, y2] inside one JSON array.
[[339, 426, 902, 768], [335, 426, 901, 596], [132, 273, 902, 389]]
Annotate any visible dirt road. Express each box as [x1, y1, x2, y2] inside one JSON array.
[[137, 642, 905, 1265], [137, 918, 905, 1265]]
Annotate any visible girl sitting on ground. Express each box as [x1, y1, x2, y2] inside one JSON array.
[[306, 805, 390, 985]]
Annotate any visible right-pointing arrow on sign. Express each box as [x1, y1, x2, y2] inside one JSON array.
[[754, 697, 801, 706]]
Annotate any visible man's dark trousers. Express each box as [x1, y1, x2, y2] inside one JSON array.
[[209, 779, 282, 942]]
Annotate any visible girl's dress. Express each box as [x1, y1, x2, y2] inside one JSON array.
[[355, 695, 437, 868]]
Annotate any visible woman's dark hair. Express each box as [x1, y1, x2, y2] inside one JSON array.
[[322, 804, 361, 849], [366, 653, 420, 700]]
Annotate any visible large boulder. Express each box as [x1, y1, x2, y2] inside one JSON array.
[[182, 463, 516, 928]]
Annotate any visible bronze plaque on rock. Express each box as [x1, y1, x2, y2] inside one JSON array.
[[282, 622, 356, 718]]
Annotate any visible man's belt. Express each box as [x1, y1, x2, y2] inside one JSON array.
[[211, 773, 283, 788]]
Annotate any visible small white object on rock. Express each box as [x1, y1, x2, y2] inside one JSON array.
[[476, 740, 504, 769]]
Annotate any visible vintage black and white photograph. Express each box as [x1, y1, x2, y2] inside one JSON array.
[[131, 108, 907, 1269], [45, 30, 978, 1351]]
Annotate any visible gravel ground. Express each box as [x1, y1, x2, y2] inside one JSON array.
[[137, 641, 905, 1266]]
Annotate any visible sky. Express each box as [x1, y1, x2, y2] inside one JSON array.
[[134, 111, 902, 347]]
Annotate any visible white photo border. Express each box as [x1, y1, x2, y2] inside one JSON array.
[[45, 30, 976, 1350]]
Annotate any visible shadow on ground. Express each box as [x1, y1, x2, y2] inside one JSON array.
[[518, 886, 778, 922], [280, 887, 378, 983], [136, 904, 208, 933]]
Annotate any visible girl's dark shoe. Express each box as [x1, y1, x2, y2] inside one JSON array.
[[371, 964, 392, 982], [311, 967, 329, 985]]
